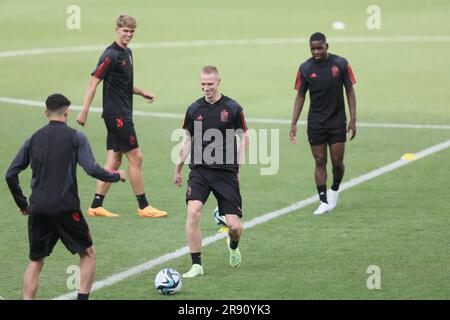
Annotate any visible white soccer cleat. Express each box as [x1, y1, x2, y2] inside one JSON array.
[[313, 202, 330, 215], [327, 190, 339, 210]]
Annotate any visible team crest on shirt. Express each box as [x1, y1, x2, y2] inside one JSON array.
[[331, 65, 339, 77], [121, 56, 133, 66], [220, 109, 229, 122]]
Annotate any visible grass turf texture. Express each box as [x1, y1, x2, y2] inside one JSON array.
[[0, 0, 449, 300]]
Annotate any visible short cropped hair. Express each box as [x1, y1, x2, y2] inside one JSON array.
[[116, 14, 137, 29], [201, 65, 219, 76], [45, 94, 71, 112], [310, 32, 327, 43]]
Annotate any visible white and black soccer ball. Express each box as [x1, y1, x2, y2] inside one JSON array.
[[213, 206, 227, 226], [154, 268, 182, 295]]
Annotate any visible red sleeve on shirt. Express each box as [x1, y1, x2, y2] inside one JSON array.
[[347, 64, 356, 84], [239, 111, 248, 132], [94, 57, 112, 79]]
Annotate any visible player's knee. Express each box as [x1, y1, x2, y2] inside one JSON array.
[[136, 152, 144, 165], [113, 158, 122, 168], [332, 162, 345, 172], [130, 152, 144, 167], [227, 219, 243, 234], [106, 159, 121, 170], [187, 208, 201, 224], [314, 156, 327, 168]]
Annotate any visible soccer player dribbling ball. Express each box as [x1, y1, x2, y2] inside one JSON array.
[[174, 66, 249, 278]]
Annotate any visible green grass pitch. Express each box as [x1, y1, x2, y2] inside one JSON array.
[[0, 0, 449, 300]]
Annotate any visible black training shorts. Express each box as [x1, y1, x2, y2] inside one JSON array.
[[28, 211, 93, 261], [104, 117, 139, 152], [186, 166, 243, 217], [307, 126, 347, 146]]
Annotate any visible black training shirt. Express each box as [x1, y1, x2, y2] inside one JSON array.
[[183, 95, 248, 172], [295, 53, 356, 128], [5, 121, 120, 214], [92, 42, 134, 119]]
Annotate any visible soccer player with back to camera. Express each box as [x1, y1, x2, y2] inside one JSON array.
[[76, 14, 167, 218], [5, 94, 126, 300], [174, 66, 249, 278], [289, 32, 357, 215]]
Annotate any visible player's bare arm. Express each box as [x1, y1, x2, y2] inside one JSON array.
[[133, 86, 156, 103], [346, 87, 357, 140], [77, 76, 102, 126], [173, 131, 192, 187], [289, 92, 306, 144]]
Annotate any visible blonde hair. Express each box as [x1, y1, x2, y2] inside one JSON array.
[[201, 65, 219, 76], [116, 14, 137, 29]]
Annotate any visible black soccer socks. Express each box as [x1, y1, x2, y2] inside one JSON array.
[[229, 239, 239, 250], [191, 252, 202, 265], [91, 193, 105, 208], [77, 292, 90, 300], [317, 185, 328, 203], [136, 193, 149, 209]]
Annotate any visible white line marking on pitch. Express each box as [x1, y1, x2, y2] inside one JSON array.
[[53, 138, 450, 299], [1, 36, 450, 58], [2, 96, 450, 130]]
